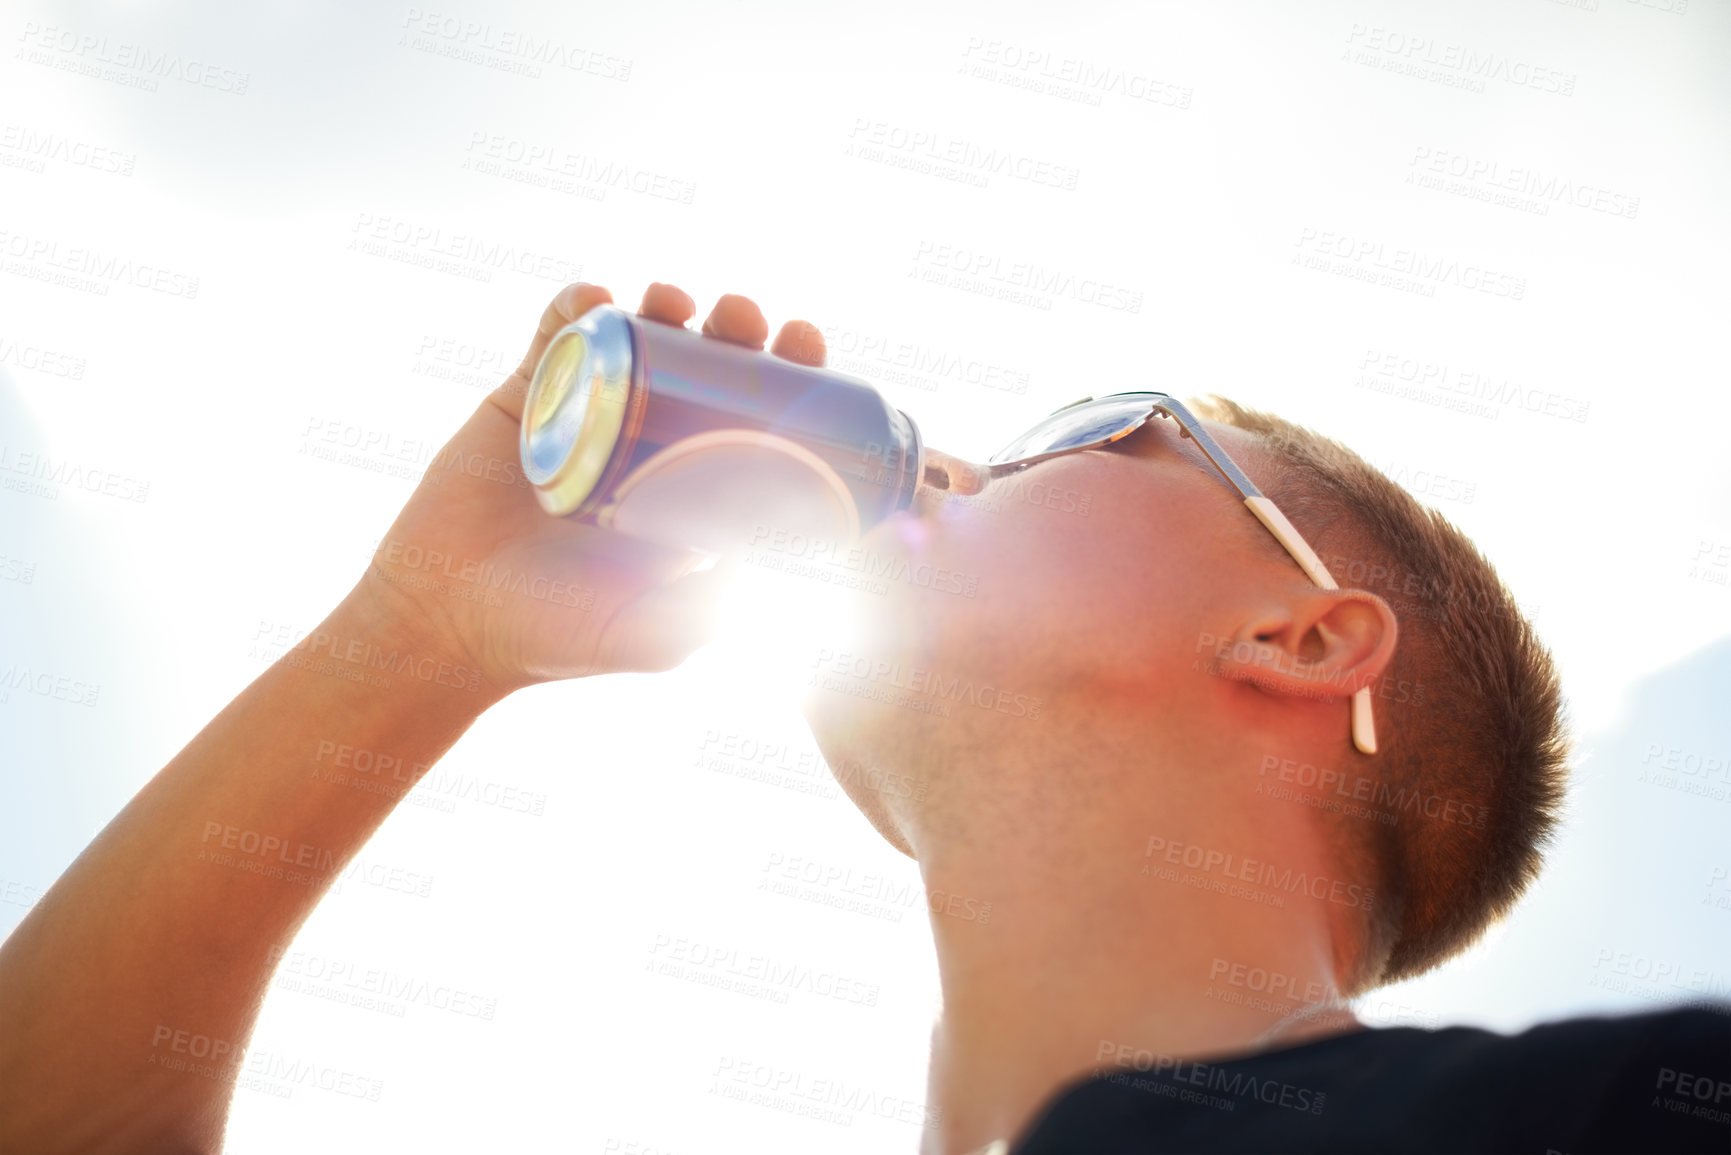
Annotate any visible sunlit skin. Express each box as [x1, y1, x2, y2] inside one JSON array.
[[0, 281, 1397, 1154], [803, 401, 1400, 1153]]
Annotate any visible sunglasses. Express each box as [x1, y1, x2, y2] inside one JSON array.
[[986, 392, 1378, 756]]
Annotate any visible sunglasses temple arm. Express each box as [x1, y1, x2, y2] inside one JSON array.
[[1244, 497, 1335, 586], [1244, 496, 1380, 756]]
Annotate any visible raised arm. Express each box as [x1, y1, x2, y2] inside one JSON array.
[[0, 281, 825, 1154], [0, 584, 512, 1153]]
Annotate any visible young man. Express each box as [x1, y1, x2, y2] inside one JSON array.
[[0, 282, 1724, 1154]]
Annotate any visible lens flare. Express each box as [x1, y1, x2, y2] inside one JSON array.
[[694, 549, 864, 705]]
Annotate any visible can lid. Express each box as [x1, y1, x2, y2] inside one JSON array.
[[520, 305, 635, 516]]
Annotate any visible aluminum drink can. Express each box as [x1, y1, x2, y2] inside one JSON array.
[[519, 304, 924, 554]]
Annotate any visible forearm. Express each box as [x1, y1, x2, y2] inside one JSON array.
[[0, 585, 507, 1154]]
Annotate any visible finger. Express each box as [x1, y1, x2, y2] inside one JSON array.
[[770, 319, 826, 367], [553, 522, 712, 585], [639, 282, 697, 327], [700, 293, 770, 350], [490, 282, 614, 422]]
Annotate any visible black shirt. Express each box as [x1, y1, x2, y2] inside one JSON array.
[[1011, 1006, 1731, 1153]]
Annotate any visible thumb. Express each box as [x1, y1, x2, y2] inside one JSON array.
[[490, 282, 615, 422], [598, 562, 734, 673]]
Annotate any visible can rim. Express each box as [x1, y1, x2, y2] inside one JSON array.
[[520, 305, 636, 517]]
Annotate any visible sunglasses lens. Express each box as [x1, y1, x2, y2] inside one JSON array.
[[988, 397, 1157, 465]]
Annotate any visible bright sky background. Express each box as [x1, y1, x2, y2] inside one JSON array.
[[2, 1, 1729, 1152]]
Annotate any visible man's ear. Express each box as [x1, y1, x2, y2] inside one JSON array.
[[1214, 591, 1399, 704]]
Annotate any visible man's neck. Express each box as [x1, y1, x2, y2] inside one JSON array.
[[910, 778, 1358, 1155]]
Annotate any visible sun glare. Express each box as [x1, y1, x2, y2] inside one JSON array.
[[696, 552, 864, 704]]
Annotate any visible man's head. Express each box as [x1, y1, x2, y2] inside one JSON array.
[[800, 395, 1569, 995]]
